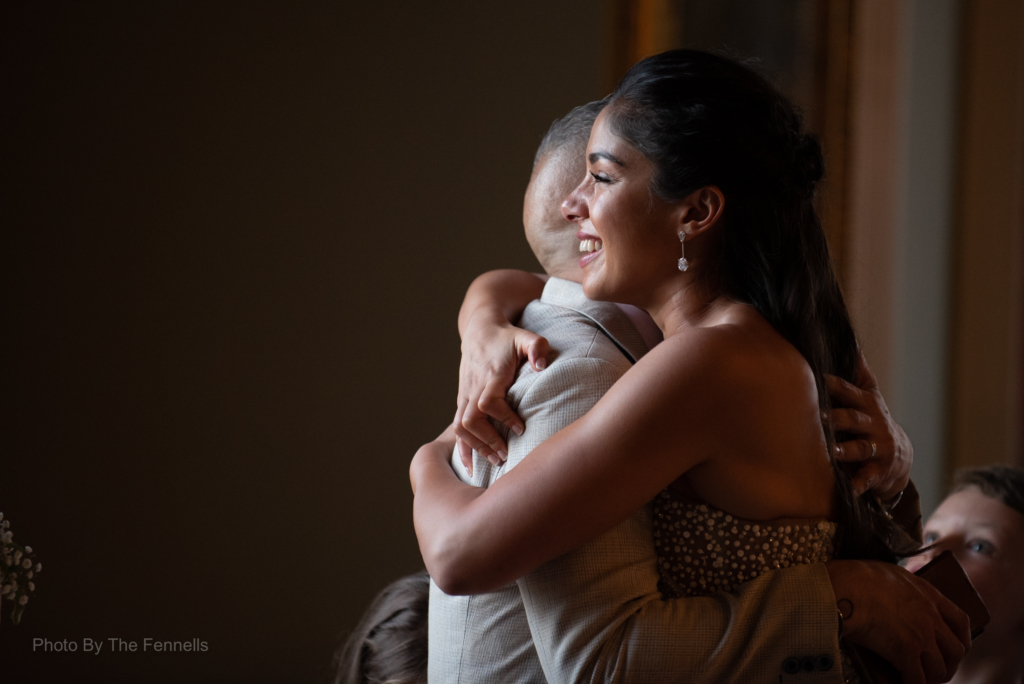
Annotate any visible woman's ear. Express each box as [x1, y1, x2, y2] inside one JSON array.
[[676, 186, 725, 239]]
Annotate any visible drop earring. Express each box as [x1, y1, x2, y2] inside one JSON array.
[[677, 231, 689, 271]]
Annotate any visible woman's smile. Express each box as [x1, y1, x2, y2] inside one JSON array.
[[577, 229, 604, 267]]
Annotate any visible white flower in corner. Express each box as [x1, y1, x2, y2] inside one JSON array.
[[0, 514, 42, 625]]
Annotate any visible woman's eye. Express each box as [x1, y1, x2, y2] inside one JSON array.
[[590, 172, 611, 184], [923, 532, 938, 544]]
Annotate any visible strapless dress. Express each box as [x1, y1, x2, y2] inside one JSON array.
[[653, 487, 860, 683]]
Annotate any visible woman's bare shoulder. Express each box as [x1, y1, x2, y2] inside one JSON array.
[[623, 314, 818, 426]]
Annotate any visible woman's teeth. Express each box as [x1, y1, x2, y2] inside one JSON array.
[[579, 238, 603, 253]]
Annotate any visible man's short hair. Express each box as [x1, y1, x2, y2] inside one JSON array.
[[952, 464, 1024, 518], [534, 99, 608, 166]]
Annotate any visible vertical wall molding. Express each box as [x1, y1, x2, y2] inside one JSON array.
[[947, 0, 1024, 475], [844, 0, 904, 398]]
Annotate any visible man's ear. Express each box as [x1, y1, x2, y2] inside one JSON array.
[[675, 186, 725, 239]]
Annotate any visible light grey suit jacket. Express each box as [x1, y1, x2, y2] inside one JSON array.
[[428, 278, 844, 683]]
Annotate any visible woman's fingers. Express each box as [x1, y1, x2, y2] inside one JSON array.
[[456, 437, 473, 475], [519, 331, 550, 371], [478, 377, 525, 437], [453, 399, 494, 460], [460, 400, 507, 462]]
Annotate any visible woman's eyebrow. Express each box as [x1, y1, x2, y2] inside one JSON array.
[[588, 151, 625, 166]]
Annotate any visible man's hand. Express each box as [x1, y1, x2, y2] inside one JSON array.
[[826, 560, 971, 684], [826, 350, 912, 499], [453, 309, 549, 470]]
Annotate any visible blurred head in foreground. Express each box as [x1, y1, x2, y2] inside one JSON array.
[[334, 570, 429, 684], [906, 465, 1024, 684]]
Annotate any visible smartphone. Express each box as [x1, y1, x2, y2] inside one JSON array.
[[913, 549, 990, 639]]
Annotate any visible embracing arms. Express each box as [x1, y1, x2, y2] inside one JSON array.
[[454, 269, 914, 497], [416, 269, 961, 683], [414, 338, 715, 593]]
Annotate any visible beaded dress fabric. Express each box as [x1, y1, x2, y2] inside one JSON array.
[[652, 488, 837, 598], [653, 487, 861, 683]]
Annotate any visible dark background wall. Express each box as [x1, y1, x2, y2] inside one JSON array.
[[0, 3, 602, 681]]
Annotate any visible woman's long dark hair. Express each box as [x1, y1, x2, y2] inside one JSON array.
[[608, 49, 912, 561]]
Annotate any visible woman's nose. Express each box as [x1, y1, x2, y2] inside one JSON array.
[[561, 182, 589, 223]]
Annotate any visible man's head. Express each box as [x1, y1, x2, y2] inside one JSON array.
[[524, 100, 606, 282], [906, 465, 1024, 657]]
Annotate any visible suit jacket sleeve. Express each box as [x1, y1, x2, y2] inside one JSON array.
[[508, 357, 844, 683]]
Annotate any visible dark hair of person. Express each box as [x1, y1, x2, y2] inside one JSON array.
[[607, 49, 914, 561], [952, 465, 1024, 519], [333, 570, 430, 684], [534, 99, 608, 166]]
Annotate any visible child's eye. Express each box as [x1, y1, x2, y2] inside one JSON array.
[[923, 532, 939, 545], [967, 539, 994, 555]]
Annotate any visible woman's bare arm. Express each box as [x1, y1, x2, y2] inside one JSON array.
[[457, 269, 546, 336], [414, 334, 726, 595], [454, 270, 548, 466]]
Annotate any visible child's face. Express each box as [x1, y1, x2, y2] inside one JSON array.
[[906, 486, 1024, 641]]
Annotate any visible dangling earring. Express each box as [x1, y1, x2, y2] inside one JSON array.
[[677, 231, 689, 271]]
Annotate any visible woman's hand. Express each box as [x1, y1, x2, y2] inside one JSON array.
[[453, 270, 548, 469], [826, 350, 912, 499], [826, 560, 971, 684], [454, 309, 549, 468]]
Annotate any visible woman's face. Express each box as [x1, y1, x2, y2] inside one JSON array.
[[905, 486, 1024, 642], [561, 109, 682, 306]]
